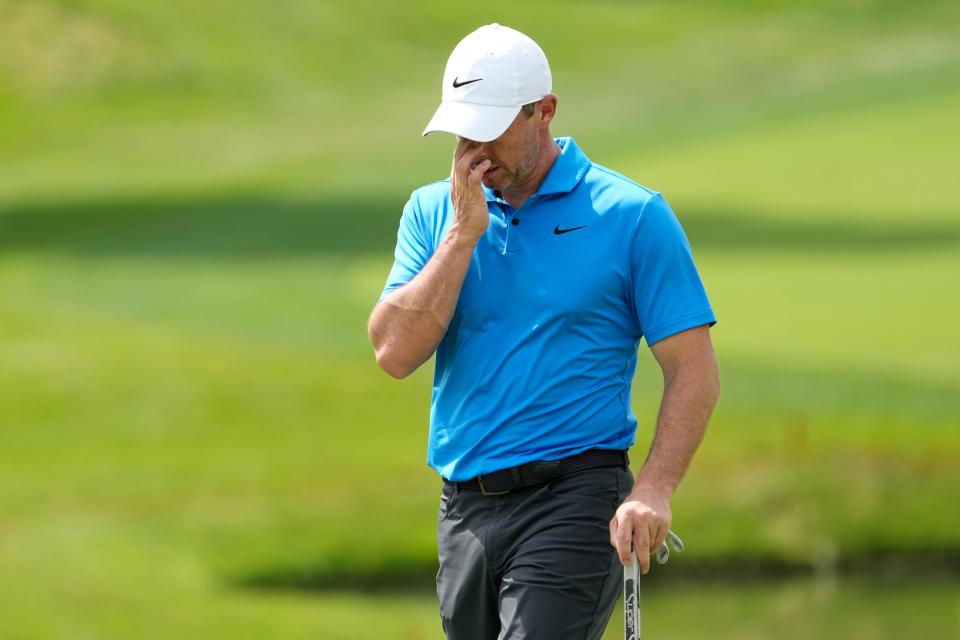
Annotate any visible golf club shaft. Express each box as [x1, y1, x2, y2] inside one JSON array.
[[624, 549, 640, 639]]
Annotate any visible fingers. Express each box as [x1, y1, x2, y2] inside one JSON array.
[[450, 141, 485, 194], [453, 138, 482, 173], [454, 135, 479, 157], [468, 159, 491, 188], [611, 512, 669, 573], [633, 525, 651, 574], [650, 523, 666, 554], [610, 515, 633, 566]]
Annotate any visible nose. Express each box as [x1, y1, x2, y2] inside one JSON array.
[[469, 146, 494, 170], [476, 143, 495, 163]]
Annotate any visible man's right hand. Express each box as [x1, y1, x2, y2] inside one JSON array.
[[450, 139, 492, 242]]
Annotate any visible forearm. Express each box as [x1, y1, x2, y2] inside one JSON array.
[[633, 361, 720, 497], [368, 224, 479, 378]]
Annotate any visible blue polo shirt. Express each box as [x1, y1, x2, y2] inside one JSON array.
[[379, 137, 716, 481]]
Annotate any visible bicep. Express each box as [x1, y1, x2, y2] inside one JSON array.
[[649, 324, 718, 382]]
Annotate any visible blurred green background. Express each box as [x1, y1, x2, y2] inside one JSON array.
[[1, 0, 958, 638]]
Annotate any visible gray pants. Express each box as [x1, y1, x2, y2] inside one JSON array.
[[436, 464, 634, 639]]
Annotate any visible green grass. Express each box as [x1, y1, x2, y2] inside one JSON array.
[[621, 88, 960, 224], [1, 0, 959, 637]]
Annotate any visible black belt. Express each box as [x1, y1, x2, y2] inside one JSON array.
[[444, 448, 629, 496]]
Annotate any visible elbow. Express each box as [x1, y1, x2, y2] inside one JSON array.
[[369, 328, 415, 379], [367, 300, 423, 379], [708, 357, 721, 405], [375, 348, 416, 380], [369, 326, 413, 380], [368, 309, 404, 379]]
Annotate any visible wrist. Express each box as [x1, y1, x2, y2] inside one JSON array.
[[446, 224, 483, 249], [632, 475, 675, 499]]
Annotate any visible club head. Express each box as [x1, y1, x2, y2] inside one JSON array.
[[655, 529, 685, 565]]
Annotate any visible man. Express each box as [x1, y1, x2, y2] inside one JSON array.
[[368, 23, 719, 639]]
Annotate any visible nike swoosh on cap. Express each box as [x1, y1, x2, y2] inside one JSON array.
[[452, 76, 483, 88]]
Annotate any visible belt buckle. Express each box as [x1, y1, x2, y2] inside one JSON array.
[[478, 476, 510, 496]]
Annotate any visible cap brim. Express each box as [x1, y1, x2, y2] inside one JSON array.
[[422, 101, 521, 143]]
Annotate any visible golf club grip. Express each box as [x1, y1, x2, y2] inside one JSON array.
[[624, 550, 640, 640]]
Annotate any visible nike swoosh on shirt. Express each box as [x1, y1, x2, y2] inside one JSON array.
[[554, 225, 587, 235], [452, 77, 483, 88]]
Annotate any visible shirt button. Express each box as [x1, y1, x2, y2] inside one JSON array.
[[512, 218, 520, 226]]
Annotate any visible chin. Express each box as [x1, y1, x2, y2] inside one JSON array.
[[482, 173, 506, 190]]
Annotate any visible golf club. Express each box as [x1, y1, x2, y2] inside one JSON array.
[[624, 530, 684, 639]]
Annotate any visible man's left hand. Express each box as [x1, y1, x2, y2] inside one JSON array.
[[609, 484, 673, 573]]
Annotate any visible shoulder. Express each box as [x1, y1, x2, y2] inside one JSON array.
[[409, 178, 453, 209], [397, 179, 454, 242], [579, 161, 665, 216], [395, 179, 452, 233]]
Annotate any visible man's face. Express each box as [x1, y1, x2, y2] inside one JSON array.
[[458, 106, 542, 192]]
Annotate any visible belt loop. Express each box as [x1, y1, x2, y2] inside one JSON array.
[[622, 450, 630, 469]]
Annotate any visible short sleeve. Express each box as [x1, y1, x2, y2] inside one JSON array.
[[377, 194, 434, 303], [630, 193, 717, 346]]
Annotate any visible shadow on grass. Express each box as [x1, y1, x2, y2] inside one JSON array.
[[1, 194, 958, 257], [234, 560, 440, 595], [232, 550, 960, 594], [0, 194, 404, 257]]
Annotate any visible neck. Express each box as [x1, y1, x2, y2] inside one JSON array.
[[500, 138, 562, 209]]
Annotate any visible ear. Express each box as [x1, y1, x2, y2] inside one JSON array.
[[537, 94, 558, 128]]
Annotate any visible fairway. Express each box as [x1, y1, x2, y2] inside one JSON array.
[[1, 0, 959, 637]]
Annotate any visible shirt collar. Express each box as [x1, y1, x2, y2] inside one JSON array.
[[483, 136, 591, 203]]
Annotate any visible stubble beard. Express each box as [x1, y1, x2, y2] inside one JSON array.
[[496, 138, 541, 195]]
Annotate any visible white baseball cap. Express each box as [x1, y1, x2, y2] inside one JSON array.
[[422, 23, 552, 143]]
